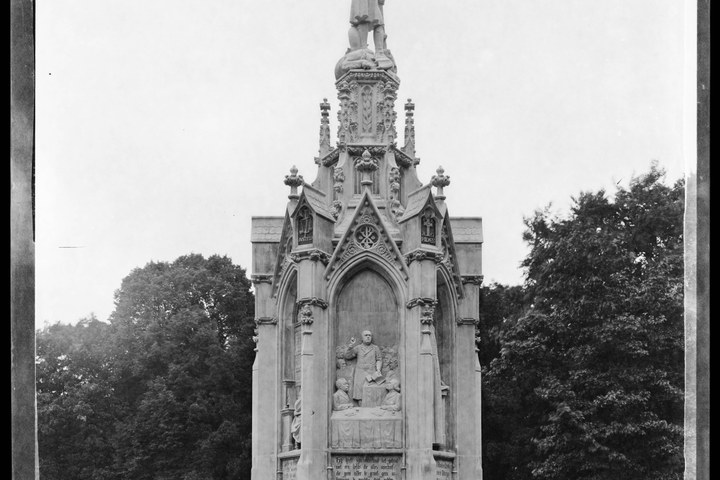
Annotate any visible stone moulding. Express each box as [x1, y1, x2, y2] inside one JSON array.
[[455, 317, 479, 326], [347, 145, 387, 157], [255, 316, 278, 326], [250, 274, 273, 285], [404, 248, 443, 266], [296, 297, 329, 310], [320, 148, 341, 167], [335, 69, 400, 86], [460, 275, 484, 286], [289, 249, 331, 265]]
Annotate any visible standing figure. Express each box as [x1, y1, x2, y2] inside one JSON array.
[[344, 330, 383, 405], [348, 0, 394, 69], [290, 398, 301, 448]]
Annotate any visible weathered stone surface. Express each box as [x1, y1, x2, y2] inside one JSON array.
[[332, 454, 402, 480], [250, 9, 483, 477]]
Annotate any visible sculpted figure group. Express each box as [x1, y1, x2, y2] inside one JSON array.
[[333, 329, 401, 414]]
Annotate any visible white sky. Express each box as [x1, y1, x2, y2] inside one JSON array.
[[35, 0, 689, 328]]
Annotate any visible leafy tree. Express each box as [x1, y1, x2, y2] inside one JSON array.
[[110, 254, 255, 479], [37, 254, 256, 480], [482, 163, 684, 480], [37, 316, 121, 480], [478, 282, 528, 367]]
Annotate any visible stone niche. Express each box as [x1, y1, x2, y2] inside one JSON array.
[[332, 268, 402, 450]]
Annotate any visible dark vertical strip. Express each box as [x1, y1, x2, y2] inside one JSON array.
[[10, 0, 38, 478], [695, 1, 710, 479]]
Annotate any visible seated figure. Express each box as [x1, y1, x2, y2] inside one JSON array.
[[379, 378, 401, 412], [333, 378, 354, 411]]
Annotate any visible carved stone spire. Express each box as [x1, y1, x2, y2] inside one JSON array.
[[284, 165, 304, 201], [402, 98, 416, 158], [318, 98, 331, 158], [431, 166, 450, 201]]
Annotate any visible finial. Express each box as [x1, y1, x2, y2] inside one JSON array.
[[284, 165, 304, 200], [354, 149, 379, 192], [403, 98, 416, 158], [431, 166, 450, 200], [318, 98, 331, 158]]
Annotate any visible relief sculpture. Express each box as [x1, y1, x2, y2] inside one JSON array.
[[331, 329, 402, 449]]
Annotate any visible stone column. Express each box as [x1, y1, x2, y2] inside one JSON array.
[[294, 257, 330, 480], [404, 255, 438, 480], [251, 279, 280, 480], [454, 276, 484, 480]]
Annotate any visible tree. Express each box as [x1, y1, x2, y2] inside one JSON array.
[[482, 163, 684, 480], [110, 254, 255, 479], [37, 316, 121, 480], [36, 254, 256, 480]]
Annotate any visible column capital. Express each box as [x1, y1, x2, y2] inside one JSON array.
[[460, 274, 484, 286], [296, 296, 329, 309]]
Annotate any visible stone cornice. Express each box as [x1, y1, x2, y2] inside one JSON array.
[[335, 69, 400, 85], [289, 249, 331, 265], [392, 145, 416, 168], [347, 145, 387, 157], [456, 317, 479, 326], [296, 297, 329, 309], [460, 275, 484, 286], [255, 316, 278, 326], [319, 148, 340, 167], [250, 274, 273, 285], [404, 249, 443, 266]]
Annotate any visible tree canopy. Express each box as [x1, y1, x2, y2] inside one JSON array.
[[37, 254, 255, 480], [481, 163, 685, 479]]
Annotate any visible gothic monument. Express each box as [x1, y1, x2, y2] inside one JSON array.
[[250, 2, 483, 478]]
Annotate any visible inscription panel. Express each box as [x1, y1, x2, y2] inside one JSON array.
[[281, 457, 298, 480], [333, 454, 401, 480], [436, 459, 453, 479]]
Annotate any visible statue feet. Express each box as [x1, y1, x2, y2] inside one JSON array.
[[375, 51, 394, 70], [334, 48, 397, 79]]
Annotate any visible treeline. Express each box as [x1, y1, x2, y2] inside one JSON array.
[[36, 163, 684, 480], [37, 255, 256, 480], [480, 163, 685, 479]]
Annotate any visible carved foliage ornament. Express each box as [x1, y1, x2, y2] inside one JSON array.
[[461, 275, 484, 286], [250, 274, 273, 285], [289, 249, 331, 265], [404, 249, 443, 266], [298, 305, 314, 326], [297, 297, 329, 309], [406, 297, 438, 327]]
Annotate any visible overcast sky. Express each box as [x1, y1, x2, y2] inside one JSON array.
[[35, 0, 690, 328]]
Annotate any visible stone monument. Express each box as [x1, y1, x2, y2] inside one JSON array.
[[250, 3, 483, 479]]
